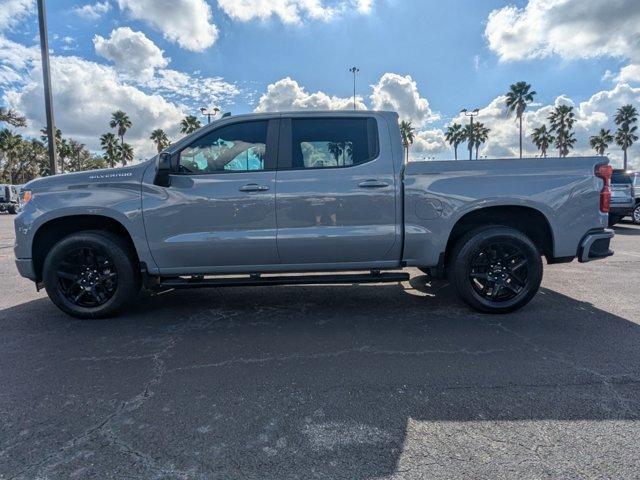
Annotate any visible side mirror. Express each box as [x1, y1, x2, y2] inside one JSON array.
[[155, 152, 172, 187]]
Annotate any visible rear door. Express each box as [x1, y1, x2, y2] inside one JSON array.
[[274, 115, 400, 266]]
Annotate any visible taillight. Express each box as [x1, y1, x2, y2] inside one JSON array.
[[595, 164, 612, 213]]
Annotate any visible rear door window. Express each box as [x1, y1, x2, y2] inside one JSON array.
[[289, 118, 379, 169]]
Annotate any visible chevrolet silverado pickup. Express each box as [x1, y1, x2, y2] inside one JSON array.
[[14, 111, 614, 318]]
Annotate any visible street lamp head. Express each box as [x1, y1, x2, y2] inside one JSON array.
[[213, 107, 220, 113], [460, 108, 467, 114], [472, 108, 479, 114], [200, 107, 206, 114]]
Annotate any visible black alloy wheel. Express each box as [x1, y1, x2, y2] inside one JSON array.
[[448, 226, 543, 314], [469, 241, 529, 302], [43, 230, 140, 319], [56, 246, 118, 308]]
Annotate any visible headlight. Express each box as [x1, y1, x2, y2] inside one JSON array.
[[19, 190, 32, 205]]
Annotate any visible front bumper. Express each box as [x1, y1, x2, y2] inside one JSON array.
[[578, 228, 614, 263], [15, 258, 36, 281]]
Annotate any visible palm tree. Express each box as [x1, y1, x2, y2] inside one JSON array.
[[0, 107, 26, 127], [399, 120, 415, 162], [117, 142, 134, 166], [472, 123, 490, 159], [461, 123, 490, 159], [445, 123, 464, 160], [0, 129, 25, 183], [58, 138, 72, 174], [100, 132, 119, 168], [531, 125, 554, 157], [548, 105, 576, 157], [109, 110, 132, 147], [66, 139, 86, 172], [505, 82, 536, 158], [150, 128, 170, 153], [180, 115, 202, 135], [328, 142, 345, 165], [40, 127, 67, 173], [589, 128, 614, 156], [614, 105, 638, 170]]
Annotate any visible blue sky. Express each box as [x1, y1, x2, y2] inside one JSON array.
[[1, 0, 639, 165]]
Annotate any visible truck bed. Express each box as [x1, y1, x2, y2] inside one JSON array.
[[402, 156, 609, 267]]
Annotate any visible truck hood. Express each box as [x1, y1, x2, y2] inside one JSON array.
[[23, 160, 154, 192]]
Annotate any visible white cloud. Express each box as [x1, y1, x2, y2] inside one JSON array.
[[254, 77, 366, 112], [614, 64, 640, 84], [0, 0, 34, 32], [370, 73, 439, 127], [485, 0, 640, 63], [73, 1, 111, 20], [94, 27, 169, 81], [117, 0, 218, 52], [4, 54, 186, 158], [217, 0, 373, 24], [410, 129, 447, 160], [0, 35, 39, 86], [144, 68, 240, 110]]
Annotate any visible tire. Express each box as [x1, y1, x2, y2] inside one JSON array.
[[7, 205, 16, 214], [448, 226, 543, 314], [608, 215, 622, 227], [633, 204, 640, 225], [43, 230, 141, 319]]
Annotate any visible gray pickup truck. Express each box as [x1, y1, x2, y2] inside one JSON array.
[[14, 111, 614, 318]]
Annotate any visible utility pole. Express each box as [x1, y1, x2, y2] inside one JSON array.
[[461, 108, 479, 160], [200, 107, 220, 124], [349, 67, 359, 110], [37, 0, 57, 175]]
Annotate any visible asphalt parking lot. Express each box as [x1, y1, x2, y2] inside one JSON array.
[[1, 213, 639, 479]]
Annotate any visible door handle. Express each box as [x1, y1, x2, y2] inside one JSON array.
[[239, 184, 269, 192], [358, 179, 389, 189]]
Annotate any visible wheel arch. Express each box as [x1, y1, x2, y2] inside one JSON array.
[[444, 205, 555, 266], [32, 215, 139, 281]]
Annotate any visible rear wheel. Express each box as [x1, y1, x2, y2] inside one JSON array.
[[42, 231, 140, 319], [448, 226, 543, 314], [633, 204, 640, 225]]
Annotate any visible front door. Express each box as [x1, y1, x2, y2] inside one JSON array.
[[142, 119, 280, 274], [275, 116, 399, 266]]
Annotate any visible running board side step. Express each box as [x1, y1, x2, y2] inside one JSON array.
[[158, 271, 410, 289]]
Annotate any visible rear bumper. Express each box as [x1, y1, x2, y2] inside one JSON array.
[[610, 205, 635, 216], [15, 258, 36, 281], [578, 229, 614, 263]]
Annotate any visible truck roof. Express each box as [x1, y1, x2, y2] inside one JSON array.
[[208, 110, 399, 121]]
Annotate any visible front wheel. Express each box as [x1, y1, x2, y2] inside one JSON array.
[[448, 226, 543, 314], [43, 231, 141, 319], [633, 204, 640, 225]]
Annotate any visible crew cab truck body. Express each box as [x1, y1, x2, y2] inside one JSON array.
[[14, 111, 614, 318]]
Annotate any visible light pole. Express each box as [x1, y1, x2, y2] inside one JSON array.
[[37, 0, 57, 175], [349, 67, 359, 110], [200, 107, 220, 124], [461, 108, 479, 160]]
